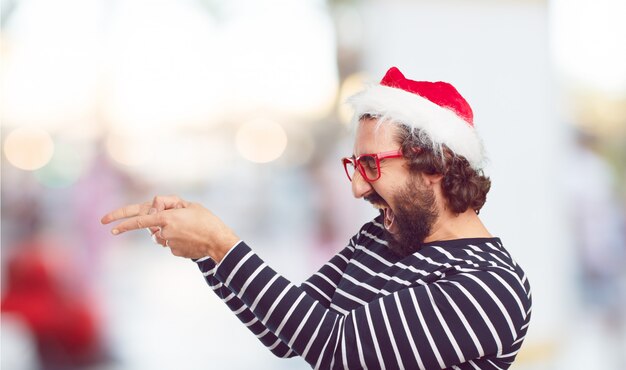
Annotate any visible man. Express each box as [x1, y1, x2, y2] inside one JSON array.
[[102, 67, 532, 369]]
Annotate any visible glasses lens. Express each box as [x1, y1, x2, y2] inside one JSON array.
[[358, 155, 379, 181]]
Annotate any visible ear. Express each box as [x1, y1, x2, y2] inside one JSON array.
[[420, 172, 444, 186]]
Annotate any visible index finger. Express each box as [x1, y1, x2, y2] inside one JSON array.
[[110, 213, 164, 235], [101, 204, 144, 225]]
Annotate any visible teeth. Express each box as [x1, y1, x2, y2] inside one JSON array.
[[383, 207, 395, 232]]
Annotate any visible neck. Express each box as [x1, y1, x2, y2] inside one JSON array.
[[424, 208, 492, 243]]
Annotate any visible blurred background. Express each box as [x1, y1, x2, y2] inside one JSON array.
[[1, 0, 625, 369]]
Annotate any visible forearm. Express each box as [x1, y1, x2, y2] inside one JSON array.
[[194, 235, 356, 360], [212, 242, 343, 367], [195, 256, 296, 358]]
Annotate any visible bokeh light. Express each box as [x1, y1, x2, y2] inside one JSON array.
[[105, 131, 155, 167], [3, 127, 55, 171], [338, 72, 368, 125], [33, 139, 94, 188], [235, 118, 288, 163]]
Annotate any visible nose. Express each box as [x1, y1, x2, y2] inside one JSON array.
[[351, 171, 374, 199]]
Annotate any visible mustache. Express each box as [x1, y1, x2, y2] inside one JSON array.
[[365, 192, 385, 206]]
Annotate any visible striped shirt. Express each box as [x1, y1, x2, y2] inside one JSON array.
[[196, 216, 532, 369]]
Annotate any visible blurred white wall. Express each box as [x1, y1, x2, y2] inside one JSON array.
[[356, 0, 567, 367]]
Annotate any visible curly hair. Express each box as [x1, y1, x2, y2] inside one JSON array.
[[394, 123, 491, 214]]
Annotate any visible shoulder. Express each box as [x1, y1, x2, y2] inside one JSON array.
[[420, 238, 532, 305], [419, 237, 512, 265], [416, 238, 528, 285]]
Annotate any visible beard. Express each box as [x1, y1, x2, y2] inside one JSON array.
[[366, 177, 438, 257]]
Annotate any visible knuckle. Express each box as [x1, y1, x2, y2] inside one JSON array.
[[156, 213, 166, 225], [141, 202, 151, 214]]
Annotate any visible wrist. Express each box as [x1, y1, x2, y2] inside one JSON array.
[[211, 233, 240, 263]]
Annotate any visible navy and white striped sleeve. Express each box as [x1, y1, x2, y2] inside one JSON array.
[[195, 254, 296, 358], [214, 242, 531, 369], [194, 236, 357, 359], [299, 235, 357, 308]]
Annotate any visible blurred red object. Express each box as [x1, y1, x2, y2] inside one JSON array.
[[1, 241, 106, 369]]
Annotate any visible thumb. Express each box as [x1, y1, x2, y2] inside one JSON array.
[[151, 195, 185, 212]]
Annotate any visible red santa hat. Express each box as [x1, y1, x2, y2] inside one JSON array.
[[348, 67, 485, 170]]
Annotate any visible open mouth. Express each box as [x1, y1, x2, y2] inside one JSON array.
[[372, 203, 396, 234]]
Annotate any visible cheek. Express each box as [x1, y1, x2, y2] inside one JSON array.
[[372, 182, 401, 203], [380, 164, 411, 186]]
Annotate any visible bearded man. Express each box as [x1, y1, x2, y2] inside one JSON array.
[[102, 67, 532, 369]]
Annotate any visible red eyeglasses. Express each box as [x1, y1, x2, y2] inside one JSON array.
[[341, 149, 404, 182]]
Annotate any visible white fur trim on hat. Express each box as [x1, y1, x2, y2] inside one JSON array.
[[348, 84, 485, 170]]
